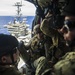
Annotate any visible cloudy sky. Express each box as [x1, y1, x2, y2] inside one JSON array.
[[0, 0, 36, 16]]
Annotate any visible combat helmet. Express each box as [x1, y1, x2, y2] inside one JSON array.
[[62, 0, 75, 16], [0, 34, 19, 64]]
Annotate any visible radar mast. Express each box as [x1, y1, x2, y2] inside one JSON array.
[[14, 1, 23, 22]]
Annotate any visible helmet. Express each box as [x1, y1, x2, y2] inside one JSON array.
[[0, 34, 19, 57], [62, 0, 75, 16], [37, 0, 51, 8], [33, 24, 41, 34]]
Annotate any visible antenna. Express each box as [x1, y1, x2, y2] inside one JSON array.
[[14, 1, 23, 22]]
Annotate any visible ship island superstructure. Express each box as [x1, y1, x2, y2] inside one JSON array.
[[4, 1, 31, 44]]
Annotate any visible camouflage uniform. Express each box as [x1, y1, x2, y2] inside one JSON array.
[[40, 18, 71, 63], [19, 24, 51, 75], [34, 16, 71, 75], [30, 35, 52, 75], [19, 34, 45, 75], [53, 52, 75, 75], [0, 66, 25, 75], [34, 56, 51, 75], [34, 0, 75, 75], [30, 24, 52, 75], [37, 0, 51, 9], [30, 34, 45, 61], [53, 0, 75, 74], [30, 24, 52, 60], [0, 34, 25, 75]]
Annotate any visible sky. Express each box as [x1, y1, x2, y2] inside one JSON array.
[[0, 0, 36, 16]]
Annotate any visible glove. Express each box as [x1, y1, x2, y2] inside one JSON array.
[[18, 41, 30, 64]]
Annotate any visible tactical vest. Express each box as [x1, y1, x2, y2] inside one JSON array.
[[31, 35, 45, 61]]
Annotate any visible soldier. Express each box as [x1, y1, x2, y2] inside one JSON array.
[[19, 24, 47, 75], [53, 0, 75, 75], [32, 24, 53, 75], [0, 34, 25, 75], [31, 24, 52, 60], [31, 24, 46, 60], [35, 15, 70, 75], [40, 6, 70, 65], [37, 0, 51, 9], [34, 0, 72, 75], [20, 24, 52, 75], [38, 0, 70, 62]]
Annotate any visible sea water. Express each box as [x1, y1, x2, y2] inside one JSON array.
[[0, 16, 34, 70]]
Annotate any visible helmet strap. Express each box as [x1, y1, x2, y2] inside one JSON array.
[[0, 51, 17, 68]]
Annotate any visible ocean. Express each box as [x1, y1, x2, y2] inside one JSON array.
[[0, 16, 34, 34]]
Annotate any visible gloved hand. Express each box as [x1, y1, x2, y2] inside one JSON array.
[[18, 41, 30, 64]]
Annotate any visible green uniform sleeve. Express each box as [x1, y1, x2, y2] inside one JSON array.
[[40, 18, 60, 38], [40, 18, 64, 46], [54, 52, 75, 75], [0, 66, 25, 75], [18, 41, 30, 64]]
